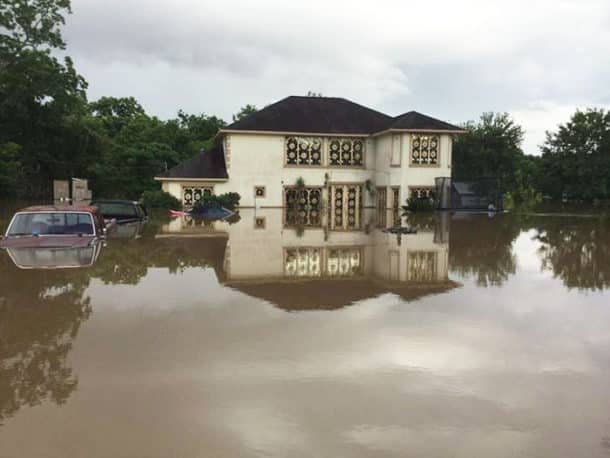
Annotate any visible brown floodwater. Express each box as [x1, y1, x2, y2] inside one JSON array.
[[1, 206, 610, 457]]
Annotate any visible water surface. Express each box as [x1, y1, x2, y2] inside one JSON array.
[[1, 209, 610, 457]]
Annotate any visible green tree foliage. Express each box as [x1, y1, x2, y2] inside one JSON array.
[[0, 0, 91, 198], [0, 1, 229, 200], [87, 100, 226, 199], [453, 112, 526, 190], [539, 109, 610, 201], [0, 143, 22, 196], [232, 104, 257, 122]]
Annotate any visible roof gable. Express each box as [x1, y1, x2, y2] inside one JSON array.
[[224, 96, 393, 135]]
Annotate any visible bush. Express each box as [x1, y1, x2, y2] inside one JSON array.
[[140, 190, 181, 210], [192, 192, 241, 212], [503, 187, 542, 212], [405, 196, 435, 212]]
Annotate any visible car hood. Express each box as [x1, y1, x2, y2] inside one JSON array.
[[0, 235, 96, 249]]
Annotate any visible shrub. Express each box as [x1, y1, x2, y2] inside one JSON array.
[[405, 196, 435, 212], [192, 192, 241, 212], [503, 187, 542, 212], [140, 190, 181, 210]]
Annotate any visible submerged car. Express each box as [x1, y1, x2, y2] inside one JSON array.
[[0, 206, 110, 269], [90, 200, 148, 224]]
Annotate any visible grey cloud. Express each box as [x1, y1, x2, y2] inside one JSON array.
[[63, 0, 610, 155]]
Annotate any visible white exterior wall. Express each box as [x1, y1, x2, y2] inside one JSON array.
[[160, 131, 453, 208]]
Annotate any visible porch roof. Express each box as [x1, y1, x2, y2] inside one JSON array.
[[156, 143, 228, 180]]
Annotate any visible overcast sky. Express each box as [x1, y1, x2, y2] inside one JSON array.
[[64, 0, 610, 155]]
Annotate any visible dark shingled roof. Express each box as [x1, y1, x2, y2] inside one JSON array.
[[388, 111, 463, 131], [224, 96, 393, 134], [157, 143, 228, 179], [226, 278, 459, 311]]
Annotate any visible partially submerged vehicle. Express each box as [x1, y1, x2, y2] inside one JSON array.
[[0, 206, 111, 269], [90, 200, 148, 224]]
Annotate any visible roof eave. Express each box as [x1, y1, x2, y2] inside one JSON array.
[[371, 128, 466, 137], [154, 177, 229, 182], [219, 128, 374, 137]]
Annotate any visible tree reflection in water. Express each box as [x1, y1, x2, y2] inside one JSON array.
[[449, 214, 520, 287], [533, 216, 610, 291], [0, 256, 91, 424]]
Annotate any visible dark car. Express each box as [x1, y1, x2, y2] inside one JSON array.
[[90, 200, 148, 224], [0, 206, 109, 269]]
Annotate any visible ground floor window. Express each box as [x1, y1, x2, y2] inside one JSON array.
[[326, 247, 363, 277], [284, 246, 363, 277], [391, 187, 401, 226], [328, 184, 363, 230], [409, 186, 436, 199], [284, 186, 323, 227], [376, 187, 387, 228], [284, 247, 322, 277], [407, 251, 438, 282], [182, 186, 213, 206]]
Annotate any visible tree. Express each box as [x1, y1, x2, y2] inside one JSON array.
[[453, 112, 526, 192], [539, 109, 610, 201], [0, 0, 71, 53], [232, 104, 257, 122], [0, 143, 22, 197], [88, 96, 146, 136], [0, 0, 91, 198]]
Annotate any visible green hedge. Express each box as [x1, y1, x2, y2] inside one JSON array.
[[140, 190, 181, 210], [192, 192, 241, 212]]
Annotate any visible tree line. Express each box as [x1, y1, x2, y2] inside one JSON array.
[[1, 0, 609, 204]]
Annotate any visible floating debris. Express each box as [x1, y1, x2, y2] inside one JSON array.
[[382, 226, 418, 234]]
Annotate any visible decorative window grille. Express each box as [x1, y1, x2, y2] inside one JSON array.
[[326, 248, 363, 277], [328, 138, 365, 166], [409, 187, 436, 199], [284, 247, 364, 278], [254, 186, 266, 198], [182, 186, 213, 206], [284, 187, 323, 227], [285, 137, 323, 166], [407, 251, 438, 282], [285, 248, 322, 277], [329, 184, 362, 230], [411, 135, 439, 165]]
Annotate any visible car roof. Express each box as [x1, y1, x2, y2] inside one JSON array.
[[19, 205, 100, 213], [90, 200, 139, 204]]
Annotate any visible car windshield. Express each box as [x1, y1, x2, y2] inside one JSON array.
[[93, 202, 138, 217], [7, 212, 95, 236]]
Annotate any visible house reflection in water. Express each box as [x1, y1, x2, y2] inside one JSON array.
[[160, 209, 457, 310]]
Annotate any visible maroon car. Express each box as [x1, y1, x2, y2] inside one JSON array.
[[0, 206, 112, 269]]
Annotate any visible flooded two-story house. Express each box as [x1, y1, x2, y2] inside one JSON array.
[[155, 95, 464, 219]]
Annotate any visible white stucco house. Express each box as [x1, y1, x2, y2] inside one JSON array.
[[155, 96, 463, 228]]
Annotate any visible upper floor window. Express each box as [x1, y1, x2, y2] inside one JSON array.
[[411, 134, 439, 166], [328, 138, 365, 167], [286, 137, 322, 166]]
